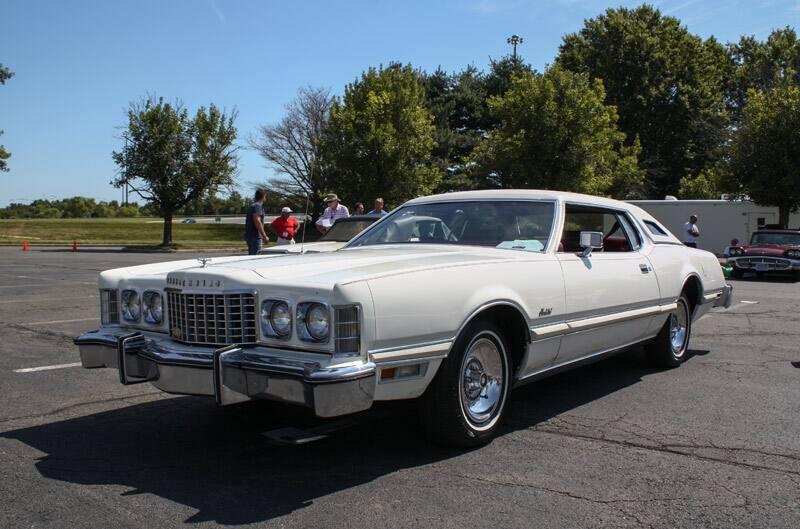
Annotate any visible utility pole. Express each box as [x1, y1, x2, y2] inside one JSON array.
[[507, 34, 523, 60]]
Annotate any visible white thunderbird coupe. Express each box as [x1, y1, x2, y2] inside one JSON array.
[[75, 190, 732, 446]]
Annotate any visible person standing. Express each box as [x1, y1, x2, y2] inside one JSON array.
[[683, 214, 700, 248], [244, 188, 269, 255], [270, 207, 300, 245], [354, 202, 365, 215], [316, 193, 349, 234], [368, 197, 389, 217]]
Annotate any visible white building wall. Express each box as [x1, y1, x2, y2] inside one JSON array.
[[629, 200, 800, 255]]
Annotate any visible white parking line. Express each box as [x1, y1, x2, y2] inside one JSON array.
[[20, 317, 98, 325], [0, 296, 97, 304], [14, 362, 82, 373], [0, 282, 96, 289]]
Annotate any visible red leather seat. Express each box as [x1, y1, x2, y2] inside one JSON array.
[[603, 236, 630, 252]]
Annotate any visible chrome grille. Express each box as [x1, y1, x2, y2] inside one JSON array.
[[167, 291, 257, 345], [736, 257, 791, 270], [334, 306, 360, 356]]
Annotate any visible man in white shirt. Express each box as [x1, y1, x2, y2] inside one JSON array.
[[684, 214, 700, 248], [316, 193, 350, 234]]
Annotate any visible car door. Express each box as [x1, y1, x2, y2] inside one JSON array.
[[554, 204, 661, 365]]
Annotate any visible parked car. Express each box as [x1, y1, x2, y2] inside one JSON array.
[[259, 215, 378, 255], [74, 190, 732, 446], [727, 229, 800, 280], [181, 218, 197, 224]]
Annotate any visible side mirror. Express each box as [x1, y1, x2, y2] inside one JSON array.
[[579, 231, 603, 257]]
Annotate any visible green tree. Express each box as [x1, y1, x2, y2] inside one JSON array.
[[0, 63, 14, 172], [678, 167, 725, 199], [728, 27, 800, 121], [325, 64, 441, 208], [468, 66, 643, 198], [729, 86, 800, 227], [112, 97, 238, 245], [558, 5, 729, 197]]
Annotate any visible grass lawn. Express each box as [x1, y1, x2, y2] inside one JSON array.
[[0, 218, 249, 248]]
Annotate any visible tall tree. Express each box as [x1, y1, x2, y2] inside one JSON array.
[[558, 5, 729, 197], [424, 58, 534, 192], [112, 97, 238, 245], [728, 27, 800, 121], [729, 86, 800, 227], [0, 63, 14, 172], [325, 64, 441, 208], [249, 86, 334, 218], [468, 66, 643, 198]]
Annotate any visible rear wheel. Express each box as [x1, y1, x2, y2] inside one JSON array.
[[646, 293, 692, 368], [420, 319, 511, 447]]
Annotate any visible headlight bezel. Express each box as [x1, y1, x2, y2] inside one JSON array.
[[142, 290, 164, 325], [297, 301, 330, 343], [261, 299, 293, 340], [120, 289, 141, 323]]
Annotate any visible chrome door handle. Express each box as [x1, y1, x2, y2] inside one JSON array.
[[639, 263, 651, 273]]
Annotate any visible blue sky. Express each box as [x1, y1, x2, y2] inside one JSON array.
[[1, 0, 798, 206]]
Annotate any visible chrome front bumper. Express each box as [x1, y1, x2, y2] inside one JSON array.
[[74, 329, 376, 418]]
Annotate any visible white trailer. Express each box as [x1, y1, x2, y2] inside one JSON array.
[[629, 199, 800, 255]]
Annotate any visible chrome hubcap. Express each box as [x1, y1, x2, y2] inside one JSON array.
[[669, 302, 689, 356], [460, 336, 505, 427]]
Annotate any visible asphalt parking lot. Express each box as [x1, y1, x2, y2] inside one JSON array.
[[0, 246, 798, 528]]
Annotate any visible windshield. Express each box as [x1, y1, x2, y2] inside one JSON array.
[[750, 232, 800, 246], [319, 218, 376, 242], [347, 200, 555, 252]]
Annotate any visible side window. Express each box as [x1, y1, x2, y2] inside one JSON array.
[[559, 205, 637, 253], [644, 220, 668, 237]]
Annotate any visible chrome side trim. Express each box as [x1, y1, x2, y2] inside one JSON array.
[[369, 340, 453, 363], [529, 303, 676, 340], [514, 334, 652, 387]]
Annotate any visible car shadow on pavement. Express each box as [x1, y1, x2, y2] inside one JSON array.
[[2, 347, 677, 525]]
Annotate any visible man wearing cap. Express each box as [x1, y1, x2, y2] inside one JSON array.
[[316, 193, 349, 234], [270, 207, 300, 245]]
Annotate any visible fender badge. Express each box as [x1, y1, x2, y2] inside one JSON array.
[[539, 308, 553, 317], [197, 258, 211, 268]]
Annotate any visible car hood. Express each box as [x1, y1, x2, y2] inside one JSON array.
[[743, 244, 792, 257], [260, 241, 347, 254], [205, 245, 534, 287]]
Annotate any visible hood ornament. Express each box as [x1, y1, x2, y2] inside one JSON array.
[[197, 257, 211, 268]]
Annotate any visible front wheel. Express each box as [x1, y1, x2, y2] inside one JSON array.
[[645, 293, 692, 368], [419, 319, 511, 447], [731, 267, 745, 279]]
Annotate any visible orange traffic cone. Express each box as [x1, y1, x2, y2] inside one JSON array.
[[22, 240, 28, 251], [72, 240, 78, 252]]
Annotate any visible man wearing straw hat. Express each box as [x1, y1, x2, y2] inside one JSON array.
[[315, 193, 349, 234]]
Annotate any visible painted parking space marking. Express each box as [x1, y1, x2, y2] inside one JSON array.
[[14, 362, 83, 373], [0, 296, 97, 305], [20, 317, 98, 326]]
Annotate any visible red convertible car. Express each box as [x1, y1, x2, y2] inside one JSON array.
[[727, 229, 800, 280]]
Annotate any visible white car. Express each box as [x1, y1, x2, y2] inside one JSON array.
[[75, 190, 732, 446], [259, 216, 378, 255]]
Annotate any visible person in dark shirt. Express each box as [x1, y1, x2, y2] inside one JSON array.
[[244, 188, 269, 254]]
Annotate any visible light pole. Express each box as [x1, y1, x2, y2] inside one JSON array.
[[507, 34, 523, 60]]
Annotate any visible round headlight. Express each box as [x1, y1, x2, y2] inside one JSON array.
[[142, 291, 163, 324], [269, 301, 291, 337], [121, 289, 140, 322], [306, 303, 330, 340]]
